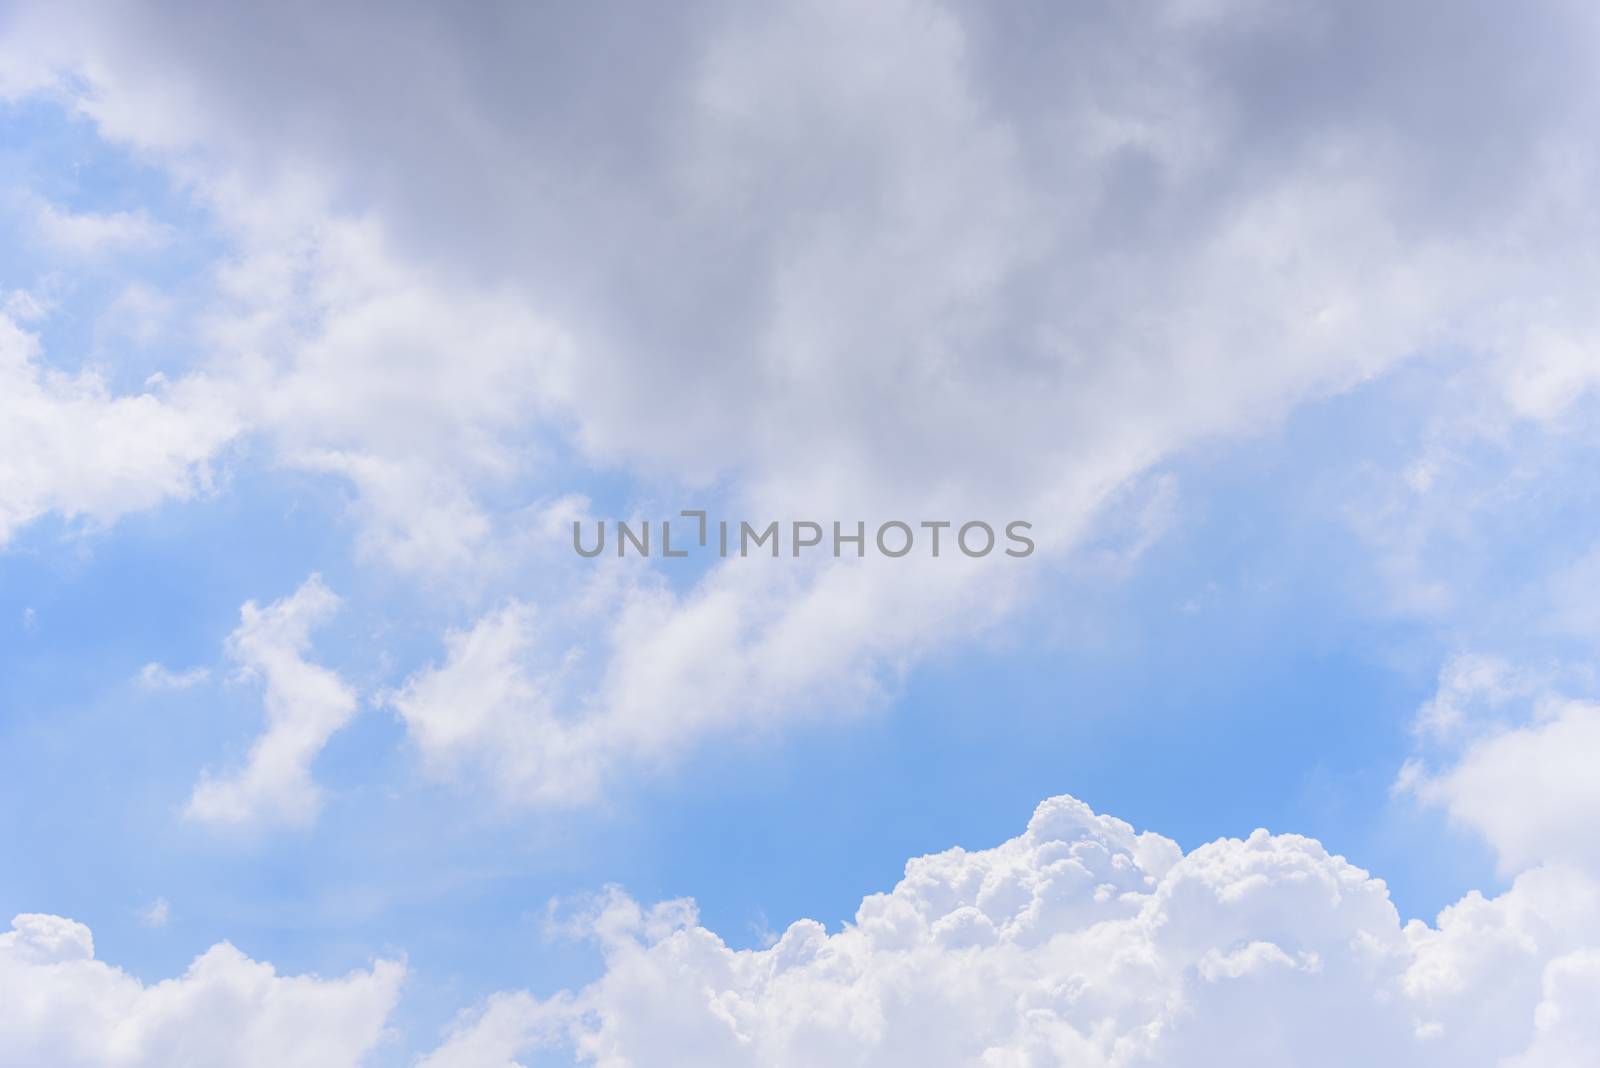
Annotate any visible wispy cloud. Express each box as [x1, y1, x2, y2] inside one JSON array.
[[27, 198, 170, 258], [135, 897, 170, 928], [137, 662, 210, 690]]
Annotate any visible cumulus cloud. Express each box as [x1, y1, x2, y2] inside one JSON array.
[[0, 311, 238, 546], [1, 789, 1596, 1066], [1503, 950, 1600, 1068], [0, 912, 401, 1068], [186, 575, 358, 827], [4, 5, 1598, 1062], [416, 795, 1600, 1067], [1402, 676, 1600, 877], [388, 601, 585, 803], [4, 790, 1598, 1066]]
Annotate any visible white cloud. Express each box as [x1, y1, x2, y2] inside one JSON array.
[[1503, 950, 1600, 1068], [391, 542, 1039, 806], [1410, 654, 1537, 741], [1397, 657, 1600, 877], [138, 662, 210, 690], [420, 794, 1600, 1066], [0, 312, 238, 546], [1404, 693, 1600, 876], [0, 912, 401, 1068], [389, 601, 587, 803], [2, 287, 51, 324], [136, 898, 170, 928], [28, 198, 170, 258], [2, 6, 1598, 1063], [0, 789, 1596, 1066], [98, 282, 176, 349], [205, 216, 574, 577], [186, 575, 358, 827]]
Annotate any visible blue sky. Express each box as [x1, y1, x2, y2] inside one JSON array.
[[6, 6, 1600, 1066], [0, 217, 1530, 1039]]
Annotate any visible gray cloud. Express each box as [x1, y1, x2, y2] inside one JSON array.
[[7, 0, 1600, 799]]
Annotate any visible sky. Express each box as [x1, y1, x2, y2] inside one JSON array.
[[4, 2, 1600, 1065]]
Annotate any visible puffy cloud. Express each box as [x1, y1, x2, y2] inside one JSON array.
[[1403, 692, 1600, 877], [1397, 657, 1600, 877], [421, 795, 1600, 1067], [1378, 658, 1600, 1059], [0, 311, 238, 546], [1503, 950, 1600, 1068], [186, 575, 358, 827], [0, 912, 402, 1068], [388, 601, 591, 803], [1, 791, 1596, 1067]]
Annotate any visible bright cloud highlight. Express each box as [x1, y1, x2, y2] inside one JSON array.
[[0, 913, 401, 1068], [422, 795, 1600, 1067]]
